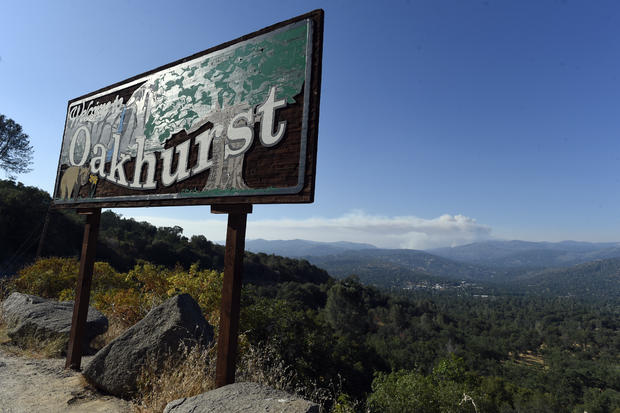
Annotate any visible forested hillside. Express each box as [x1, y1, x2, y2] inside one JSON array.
[[305, 249, 508, 280], [510, 258, 620, 298], [1, 179, 619, 412], [0, 180, 84, 275], [0, 179, 328, 286]]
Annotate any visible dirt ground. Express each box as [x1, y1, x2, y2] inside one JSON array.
[[0, 347, 134, 413]]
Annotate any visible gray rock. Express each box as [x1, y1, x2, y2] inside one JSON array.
[[1, 292, 108, 354], [83, 293, 213, 398], [164, 382, 319, 413]]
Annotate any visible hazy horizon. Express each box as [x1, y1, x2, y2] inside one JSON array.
[[128, 210, 620, 250]]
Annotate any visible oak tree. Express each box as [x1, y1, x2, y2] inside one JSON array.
[[0, 114, 33, 178]]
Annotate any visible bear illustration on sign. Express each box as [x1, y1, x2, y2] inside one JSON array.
[[59, 166, 90, 200]]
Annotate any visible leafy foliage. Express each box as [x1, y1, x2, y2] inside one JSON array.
[[0, 180, 83, 275], [12, 258, 222, 330], [239, 277, 619, 412], [1, 181, 619, 412], [6, 255, 620, 412], [0, 115, 33, 178], [0, 179, 329, 290], [13, 257, 124, 301], [367, 356, 484, 413], [96, 209, 329, 286]]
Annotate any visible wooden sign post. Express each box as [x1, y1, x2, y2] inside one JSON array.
[[65, 208, 101, 370], [53, 10, 322, 378], [211, 204, 252, 386]]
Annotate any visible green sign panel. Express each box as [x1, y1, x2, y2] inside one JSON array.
[[53, 10, 323, 208]]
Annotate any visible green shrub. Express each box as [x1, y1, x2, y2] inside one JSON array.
[[165, 263, 222, 327], [10, 258, 222, 328], [13, 257, 129, 300], [367, 356, 480, 413], [13, 257, 80, 298], [367, 370, 438, 413]]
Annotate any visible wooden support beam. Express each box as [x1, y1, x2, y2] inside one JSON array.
[[212, 204, 251, 387], [211, 204, 253, 215], [36, 205, 52, 259], [65, 208, 101, 370]]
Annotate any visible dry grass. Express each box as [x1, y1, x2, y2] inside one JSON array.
[[0, 329, 67, 359], [236, 340, 299, 392], [90, 316, 127, 351], [32, 334, 68, 358], [0, 328, 9, 345], [517, 351, 545, 367], [0, 305, 9, 345], [7, 327, 68, 358], [0, 278, 13, 344], [0, 276, 13, 302], [131, 337, 341, 413], [236, 340, 341, 412], [133, 343, 216, 413]]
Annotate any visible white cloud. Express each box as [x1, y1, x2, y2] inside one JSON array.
[[127, 210, 493, 250]]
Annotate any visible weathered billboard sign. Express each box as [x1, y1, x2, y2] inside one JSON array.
[[53, 10, 323, 208]]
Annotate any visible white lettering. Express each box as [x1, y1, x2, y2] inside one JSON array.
[[68, 96, 124, 128], [89, 144, 107, 177], [161, 139, 191, 186], [108, 134, 130, 186], [69, 126, 91, 166], [192, 125, 222, 175], [256, 86, 287, 147], [129, 137, 157, 189], [225, 109, 254, 159], [67, 84, 292, 191]]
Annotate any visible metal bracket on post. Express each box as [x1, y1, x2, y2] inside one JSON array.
[[65, 208, 101, 370], [211, 204, 252, 387]]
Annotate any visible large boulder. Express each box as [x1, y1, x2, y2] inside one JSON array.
[[83, 293, 213, 398], [164, 382, 319, 413], [1, 292, 108, 354]]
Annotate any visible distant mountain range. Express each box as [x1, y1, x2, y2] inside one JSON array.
[[244, 239, 620, 298], [429, 240, 620, 269], [245, 239, 377, 257]]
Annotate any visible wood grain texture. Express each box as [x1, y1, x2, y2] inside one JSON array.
[[65, 208, 101, 370], [215, 211, 248, 387]]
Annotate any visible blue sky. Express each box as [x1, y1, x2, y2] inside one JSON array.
[[1, 0, 619, 248]]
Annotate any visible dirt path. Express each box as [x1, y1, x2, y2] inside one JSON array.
[[0, 348, 134, 413]]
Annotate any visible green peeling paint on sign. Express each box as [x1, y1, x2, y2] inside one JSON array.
[[142, 21, 308, 144]]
